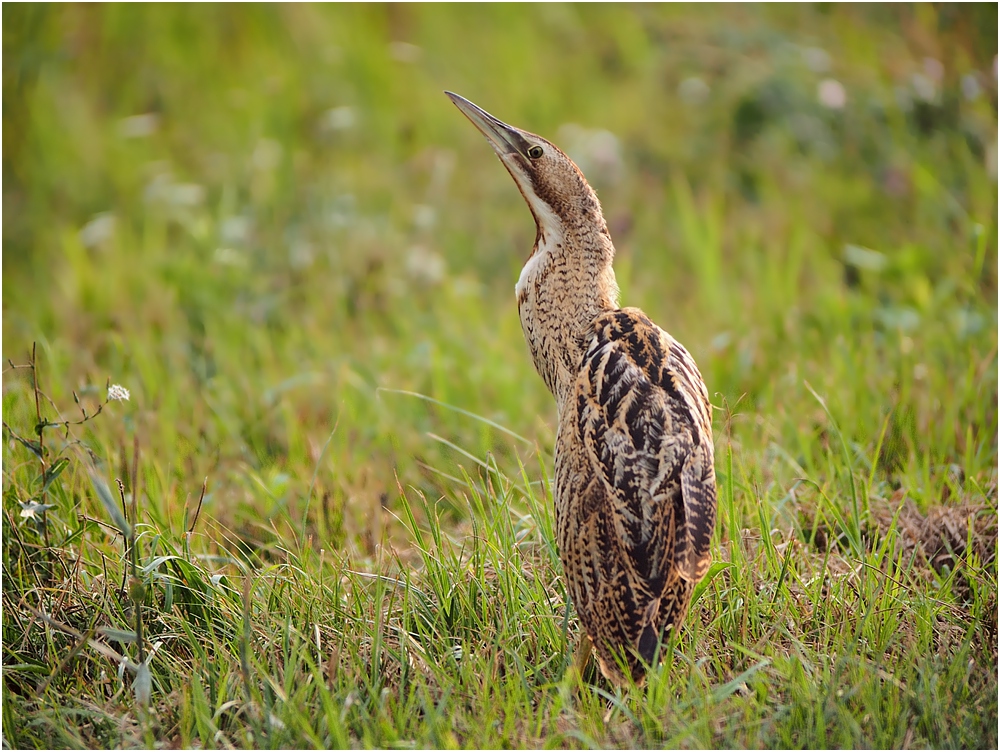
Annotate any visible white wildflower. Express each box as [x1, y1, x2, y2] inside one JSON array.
[[817, 78, 847, 109], [108, 384, 131, 402], [923, 57, 944, 83]]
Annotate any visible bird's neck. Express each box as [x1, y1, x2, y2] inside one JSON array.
[[515, 219, 620, 405]]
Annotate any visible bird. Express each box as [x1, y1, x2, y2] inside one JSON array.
[[446, 91, 717, 686]]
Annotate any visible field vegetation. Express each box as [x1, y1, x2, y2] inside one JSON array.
[[3, 4, 997, 748]]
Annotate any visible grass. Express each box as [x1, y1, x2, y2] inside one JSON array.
[[3, 4, 997, 748]]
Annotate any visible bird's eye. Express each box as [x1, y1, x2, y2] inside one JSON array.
[[527, 145, 544, 159]]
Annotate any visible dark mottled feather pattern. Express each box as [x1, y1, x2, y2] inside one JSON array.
[[555, 308, 716, 682]]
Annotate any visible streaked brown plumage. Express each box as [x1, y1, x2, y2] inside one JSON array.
[[447, 92, 717, 685]]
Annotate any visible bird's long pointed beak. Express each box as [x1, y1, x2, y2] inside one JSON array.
[[445, 91, 528, 158]]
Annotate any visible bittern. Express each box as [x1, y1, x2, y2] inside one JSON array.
[[447, 92, 717, 685]]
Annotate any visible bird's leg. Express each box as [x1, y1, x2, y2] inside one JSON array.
[[557, 634, 593, 707], [570, 633, 593, 684]]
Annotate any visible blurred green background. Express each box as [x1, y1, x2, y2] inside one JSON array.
[[3, 2, 997, 551]]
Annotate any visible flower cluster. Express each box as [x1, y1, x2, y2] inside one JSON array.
[[107, 384, 131, 402]]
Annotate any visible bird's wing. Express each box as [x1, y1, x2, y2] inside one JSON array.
[[575, 308, 716, 589]]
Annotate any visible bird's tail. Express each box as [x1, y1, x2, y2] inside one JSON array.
[[636, 578, 695, 667]]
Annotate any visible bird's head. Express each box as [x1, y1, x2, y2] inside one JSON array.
[[446, 92, 607, 244]]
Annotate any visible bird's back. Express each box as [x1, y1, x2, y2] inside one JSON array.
[[554, 307, 716, 683]]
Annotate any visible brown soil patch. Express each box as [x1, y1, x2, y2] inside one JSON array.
[[868, 499, 998, 575]]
